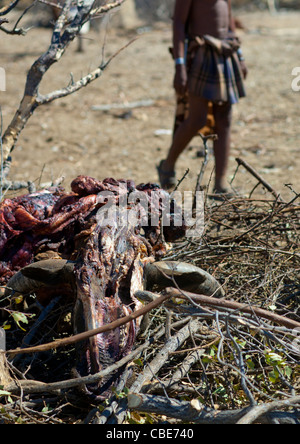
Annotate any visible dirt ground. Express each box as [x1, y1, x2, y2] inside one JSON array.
[[1, 9, 300, 201]]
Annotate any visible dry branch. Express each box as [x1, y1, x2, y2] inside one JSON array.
[[37, 38, 137, 105], [141, 348, 207, 395], [128, 393, 300, 424], [98, 318, 202, 424], [0, 0, 21, 16], [0, 2, 34, 36], [235, 157, 283, 201], [91, 0, 125, 16], [163, 288, 300, 330]]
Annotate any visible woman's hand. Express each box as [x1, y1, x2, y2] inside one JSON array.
[[174, 64, 188, 95], [239, 60, 248, 79]]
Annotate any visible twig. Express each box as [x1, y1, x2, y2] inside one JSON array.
[[38, 38, 138, 105], [90, 0, 125, 16], [195, 133, 217, 192], [0, 1, 34, 36], [193, 134, 216, 210], [235, 157, 283, 201], [163, 288, 300, 330], [0, 0, 21, 15], [225, 318, 256, 406], [142, 349, 206, 394], [0, 180, 35, 191], [172, 168, 190, 193]]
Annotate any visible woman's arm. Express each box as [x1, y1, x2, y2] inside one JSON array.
[[172, 0, 192, 95]]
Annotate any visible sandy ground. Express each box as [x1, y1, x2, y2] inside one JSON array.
[[1, 9, 300, 201]]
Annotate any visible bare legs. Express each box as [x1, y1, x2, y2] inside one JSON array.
[[162, 95, 208, 173], [161, 94, 233, 192]]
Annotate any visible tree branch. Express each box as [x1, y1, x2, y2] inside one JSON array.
[[163, 287, 300, 330], [129, 319, 202, 394], [0, 0, 21, 16], [235, 157, 283, 202], [91, 0, 125, 16], [0, 2, 34, 36], [37, 37, 137, 105], [4, 293, 171, 358]]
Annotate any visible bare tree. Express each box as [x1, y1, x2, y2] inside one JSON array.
[[0, 0, 126, 177]]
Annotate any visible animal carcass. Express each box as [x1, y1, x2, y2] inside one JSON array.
[[0, 175, 222, 399]]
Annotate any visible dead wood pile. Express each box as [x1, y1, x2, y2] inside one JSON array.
[[0, 158, 299, 424]]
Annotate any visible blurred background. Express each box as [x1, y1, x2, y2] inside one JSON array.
[[0, 0, 299, 199], [135, 0, 300, 21], [4, 0, 300, 22]]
